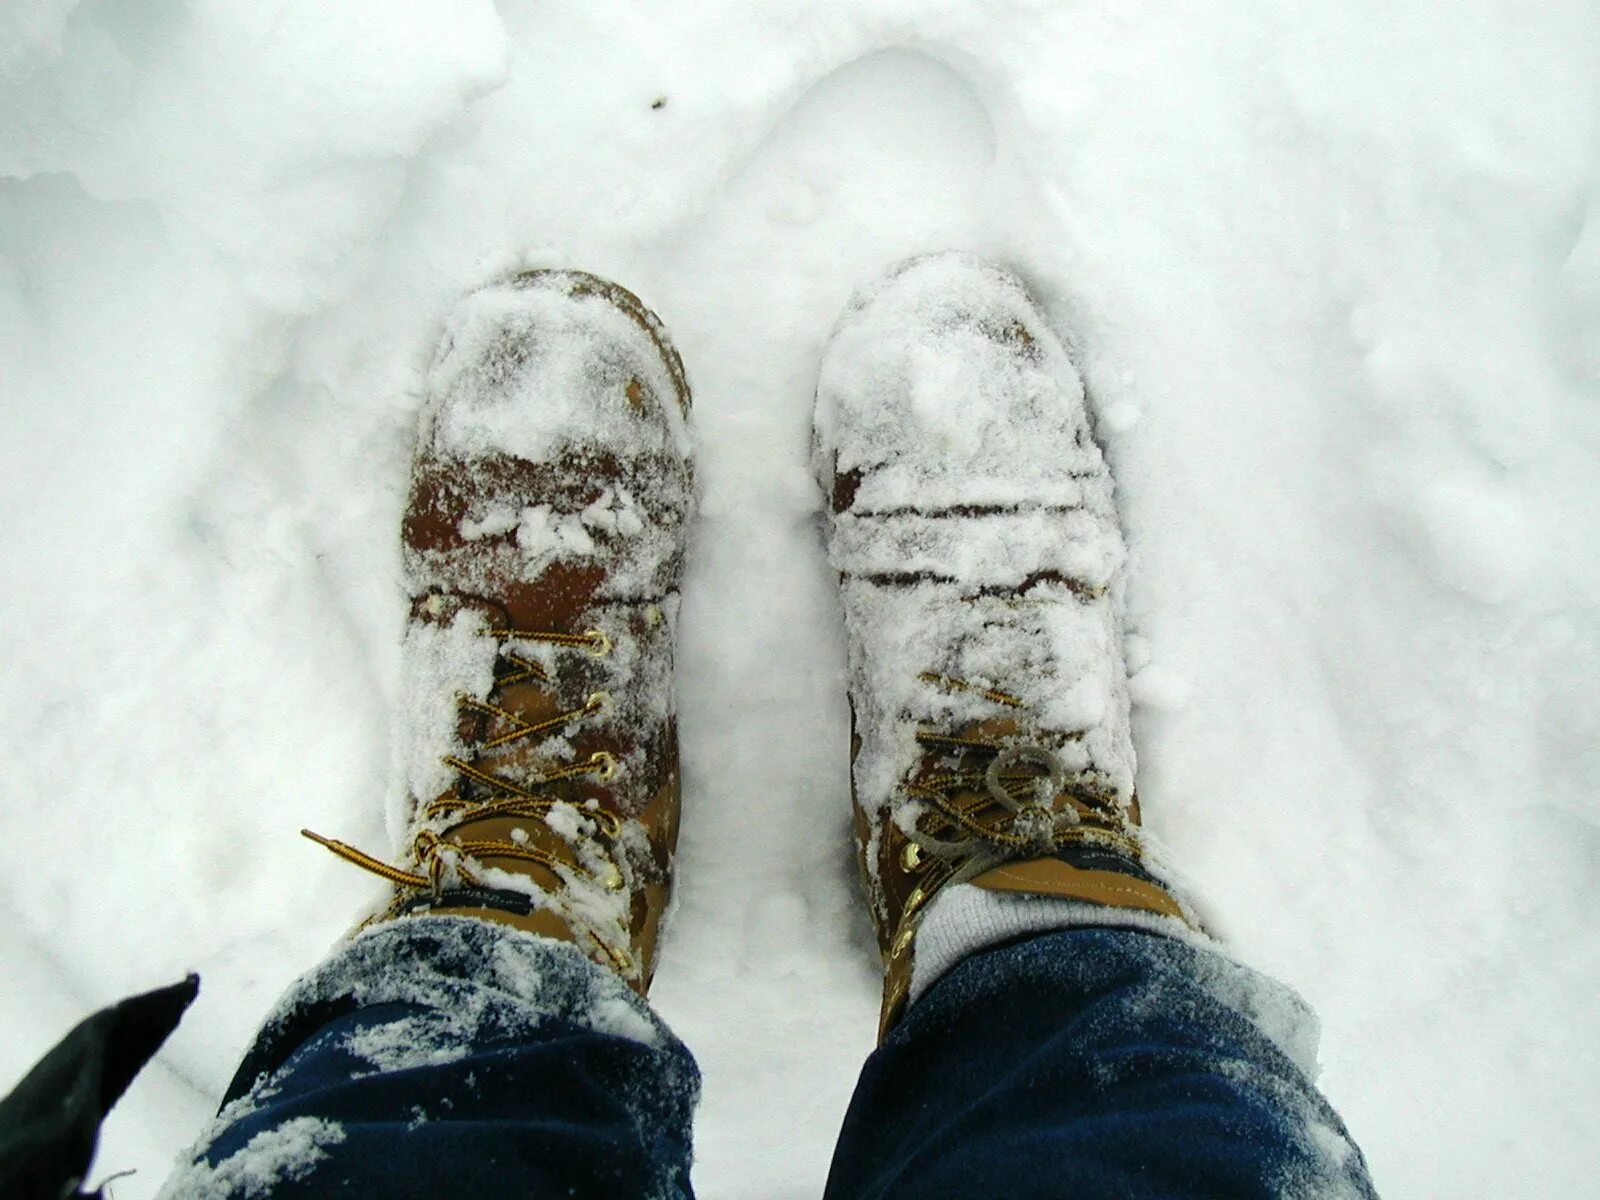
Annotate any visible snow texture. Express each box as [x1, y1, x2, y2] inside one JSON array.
[[425, 275, 691, 466], [2, 4, 1598, 1198], [156, 1118, 346, 1200]]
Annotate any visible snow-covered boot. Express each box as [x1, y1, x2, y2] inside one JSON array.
[[305, 270, 694, 993], [814, 253, 1192, 1035]]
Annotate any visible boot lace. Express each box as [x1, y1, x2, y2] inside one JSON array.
[[303, 624, 626, 916], [898, 672, 1142, 886]]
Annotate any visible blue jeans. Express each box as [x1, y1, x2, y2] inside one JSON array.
[[161, 917, 1376, 1198]]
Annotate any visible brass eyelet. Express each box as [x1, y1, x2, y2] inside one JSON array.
[[892, 920, 916, 954], [903, 883, 927, 917], [586, 690, 613, 715], [901, 841, 923, 871], [589, 751, 618, 781], [584, 628, 612, 657]]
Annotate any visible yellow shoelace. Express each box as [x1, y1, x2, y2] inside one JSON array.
[[899, 672, 1141, 882], [303, 625, 625, 897]]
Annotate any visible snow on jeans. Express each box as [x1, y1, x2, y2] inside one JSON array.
[[163, 917, 1377, 1199]]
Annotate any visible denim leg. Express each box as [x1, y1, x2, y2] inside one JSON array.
[[157, 917, 699, 1200], [823, 927, 1377, 1200]]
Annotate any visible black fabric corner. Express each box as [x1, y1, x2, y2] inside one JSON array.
[[0, 975, 199, 1200]]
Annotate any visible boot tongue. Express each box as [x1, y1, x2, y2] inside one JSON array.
[[408, 591, 577, 808], [475, 679, 568, 774]]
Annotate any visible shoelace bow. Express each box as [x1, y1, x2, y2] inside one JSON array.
[[898, 672, 1142, 886], [303, 624, 627, 903]]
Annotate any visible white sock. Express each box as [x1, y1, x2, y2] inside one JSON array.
[[908, 883, 1201, 1005]]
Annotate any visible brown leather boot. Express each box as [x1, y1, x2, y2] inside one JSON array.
[[814, 253, 1192, 1036], [306, 269, 693, 994]]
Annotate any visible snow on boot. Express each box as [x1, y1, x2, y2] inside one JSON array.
[[814, 253, 1192, 1035], [305, 270, 694, 993]]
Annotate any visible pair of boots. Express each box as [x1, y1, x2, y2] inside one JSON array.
[[306, 252, 1192, 1038]]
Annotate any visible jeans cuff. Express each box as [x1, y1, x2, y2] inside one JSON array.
[[220, 915, 670, 1108]]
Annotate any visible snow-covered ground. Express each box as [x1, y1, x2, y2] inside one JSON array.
[[3, 2, 1598, 1196]]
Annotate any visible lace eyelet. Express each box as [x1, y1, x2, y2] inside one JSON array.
[[589, 751, 619, 781], [586, 690, 613, 715], [892, 921, 916, 954], [901, 842, 923, 871], [584, 628, 612, 657]]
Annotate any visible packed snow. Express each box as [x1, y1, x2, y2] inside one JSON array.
[[2, 2, 1597, 1198]]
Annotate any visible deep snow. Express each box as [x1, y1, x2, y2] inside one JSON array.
[[2, 2, 1598, 1197]]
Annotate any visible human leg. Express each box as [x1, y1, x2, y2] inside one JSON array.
[[164, 919, 698, 1199], [160, 270, 699, 1198], [824, 924, 1373, 1199], [814, 254, 1375, 1197]]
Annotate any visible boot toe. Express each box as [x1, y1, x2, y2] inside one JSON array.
[[423, 269, 693, 470], [815, 252, 1096, 514]]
